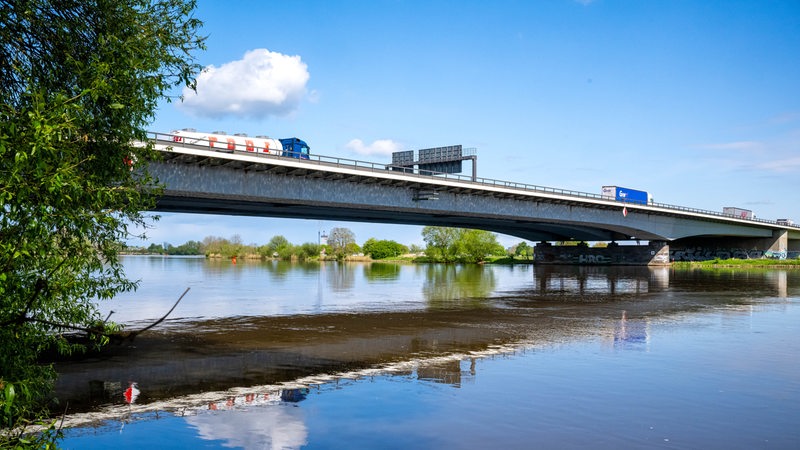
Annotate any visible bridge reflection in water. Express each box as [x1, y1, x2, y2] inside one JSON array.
[[53, 265, 798, 431]]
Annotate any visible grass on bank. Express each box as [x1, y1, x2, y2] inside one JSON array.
[[673, 258, 800, 268]]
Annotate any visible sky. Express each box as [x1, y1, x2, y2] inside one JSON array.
[[136, 0, 800, 249]]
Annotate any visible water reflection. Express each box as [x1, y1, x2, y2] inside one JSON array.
[[187, 389, 309, 449], [523, 265, 795, 300], [182, 361, 475, 449], [421, 264, 496, 307], [326, 262, 356, 292], [531, 265, 663, 297], [416, 359, 476, 387], [362, 262, 403, 281], [62, 261, 800, 422], [610, 311, 650, 351], [669, 267, 795, 299]]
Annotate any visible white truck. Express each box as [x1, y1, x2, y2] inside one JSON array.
[[723, 207, 754, 219]]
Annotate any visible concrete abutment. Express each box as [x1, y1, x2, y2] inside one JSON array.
[[533, 229, 799, 265], [670, 230, 792, 261], [534, 241, 670, 266]]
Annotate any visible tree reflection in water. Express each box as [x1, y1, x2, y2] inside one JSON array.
[[421, 264, 496, 308]]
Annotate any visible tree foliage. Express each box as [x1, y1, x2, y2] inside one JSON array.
[[362, 238, 408, 259], [422, 226, 504, 263], [294, 242, 321, 259], [167, 240, 203, 255], [422, 226, 461, 262], [0, 0, 204, 439], [265, 235, 290, 256], [514, 241, 533, 260], [459, 229, 504, 263]]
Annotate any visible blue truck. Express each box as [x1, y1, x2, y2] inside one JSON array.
[[279, 137, 311, 160], [601, 186, 651, 205]]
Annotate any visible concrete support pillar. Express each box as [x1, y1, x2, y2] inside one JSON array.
[[766, 229, 788, 259], [649, 241, 671, 265]]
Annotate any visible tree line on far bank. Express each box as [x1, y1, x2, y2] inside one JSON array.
[[125, 226, 537, 263]]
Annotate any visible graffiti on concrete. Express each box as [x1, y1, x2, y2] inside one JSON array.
[[669, 247, 793, 261], [535, 242, 670, 266], [578, 254, 611, 264], [763, 250, 788, 260]]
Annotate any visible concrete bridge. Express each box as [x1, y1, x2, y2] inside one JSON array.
[[144, 132, 800, 265]]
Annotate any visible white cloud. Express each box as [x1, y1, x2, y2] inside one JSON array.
[[345, 138, 403, 156], [756, 156, 800, 173], [179, 49, 310, 118], [695, 141, 764, 152]]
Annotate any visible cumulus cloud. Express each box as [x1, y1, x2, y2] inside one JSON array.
[[179, 49, 310, 118], [345, 139, 403, 156]]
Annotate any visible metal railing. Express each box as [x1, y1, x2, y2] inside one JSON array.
[[147, 131, 796, 228]]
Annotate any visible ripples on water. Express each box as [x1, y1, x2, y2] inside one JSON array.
[[58, 257, 800, 449]]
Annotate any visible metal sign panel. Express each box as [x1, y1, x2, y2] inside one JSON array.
[[418, 161, 463, 174], [391, 150, 414, 166], [418, 145, 462, 163]]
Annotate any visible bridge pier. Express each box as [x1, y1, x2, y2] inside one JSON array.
[[670, 229, 790, 261], [534, 241, 670, 266]]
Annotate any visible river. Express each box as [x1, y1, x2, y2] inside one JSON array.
[[57, 256, 800, 449]]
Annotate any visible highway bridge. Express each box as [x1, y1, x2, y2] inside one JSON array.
[[144, 131, 799, 264]]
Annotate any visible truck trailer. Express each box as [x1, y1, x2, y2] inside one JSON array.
[[601, 186, 651, 205], [170, 128, 311, 160], [722, 207, 753, 220]]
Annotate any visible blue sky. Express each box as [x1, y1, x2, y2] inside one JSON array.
[[138, 0, 800, 249]]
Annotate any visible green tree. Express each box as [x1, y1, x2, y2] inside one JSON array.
[[0, 0, 204, 441], [345, 242, 362, 256], [362, 238, 408, 259], [202, 235, 227, 256], [275, 243, 298, 260], [220, 234, 244, 258], [265, 235, 290, 257], [514, 241, 533, 260], [421, 226, 461, 262], [459, 229, 504, 263], [168, 240, 203, 255], [328, 227, 356, 259], [297, 242, 322, 260]]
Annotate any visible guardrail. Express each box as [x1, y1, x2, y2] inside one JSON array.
[[147, 131, 797, 229]]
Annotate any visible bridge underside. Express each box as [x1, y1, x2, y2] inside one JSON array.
[[156, 193, 638, 243]]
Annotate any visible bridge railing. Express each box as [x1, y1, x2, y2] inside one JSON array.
[[147, 131, 793, 228]]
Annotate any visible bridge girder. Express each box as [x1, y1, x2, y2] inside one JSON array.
[[145, 143, 796, 245]]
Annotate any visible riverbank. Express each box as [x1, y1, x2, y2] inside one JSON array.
[[673, 258, 800, 268]]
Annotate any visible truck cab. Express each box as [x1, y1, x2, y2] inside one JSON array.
[[279, 138, 311, 159]]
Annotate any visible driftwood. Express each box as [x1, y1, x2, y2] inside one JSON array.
[[107, 286, 191, 343], [28, 287, 191, 346]]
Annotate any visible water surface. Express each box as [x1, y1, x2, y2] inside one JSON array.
[[58, 257, 800, 449]]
